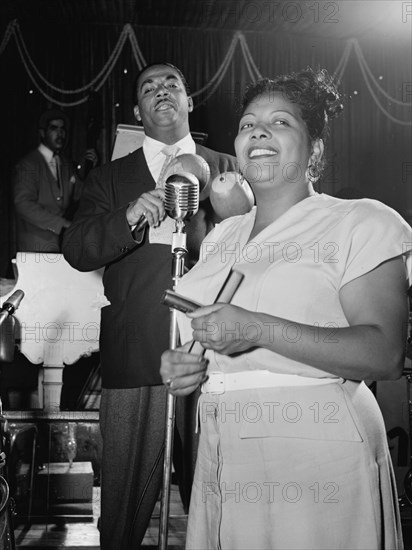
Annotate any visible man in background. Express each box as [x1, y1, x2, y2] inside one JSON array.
[[13, 108, 97, 252]]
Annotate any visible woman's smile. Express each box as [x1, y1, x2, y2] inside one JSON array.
[[248, 146, 278, 159]]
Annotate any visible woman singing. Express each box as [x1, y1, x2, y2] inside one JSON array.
[[161, 68, 411, 549]]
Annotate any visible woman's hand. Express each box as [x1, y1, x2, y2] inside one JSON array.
[[160, 342, 208, 396], [188, 303, 257, 355]]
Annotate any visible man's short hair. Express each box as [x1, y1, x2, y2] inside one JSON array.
[[39, 108, 69, 130], [133, 62, 191, 105]]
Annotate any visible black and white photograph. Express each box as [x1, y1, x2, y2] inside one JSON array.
[[0, 1, 411, 549]]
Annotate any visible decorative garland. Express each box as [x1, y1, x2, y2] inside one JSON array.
[[0, 20, 411, 125]]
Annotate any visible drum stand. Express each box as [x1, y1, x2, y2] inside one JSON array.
[[0, 291, 24, 550], [0, 401, 17, 550]]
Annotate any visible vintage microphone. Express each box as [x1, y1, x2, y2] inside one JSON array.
[[159, 169, 200, 550], [166, 153, 211, 200], [135, 153, 209, 233]]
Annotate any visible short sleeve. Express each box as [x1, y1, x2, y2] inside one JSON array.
[[339, 199, 412, 289]]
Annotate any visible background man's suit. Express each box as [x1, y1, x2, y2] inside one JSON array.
[[13, 149, 78, 252]]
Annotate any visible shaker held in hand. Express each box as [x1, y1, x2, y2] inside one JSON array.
[[166, 153, 211, 200], [210, 172, 255, 220]]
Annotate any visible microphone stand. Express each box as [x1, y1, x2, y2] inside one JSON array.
[[159, 218, 187, 550]]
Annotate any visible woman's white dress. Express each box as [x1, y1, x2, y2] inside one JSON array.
[[176, 194, 412, 549]]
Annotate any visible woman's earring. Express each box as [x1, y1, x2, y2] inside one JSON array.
[[305, 159, 320, 184]]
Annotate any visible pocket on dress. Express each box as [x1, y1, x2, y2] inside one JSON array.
[[237, 383, 363, 442]]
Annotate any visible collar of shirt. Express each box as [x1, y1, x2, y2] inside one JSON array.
[[38, 143, 55, 164], [143, 134, 196, 182]]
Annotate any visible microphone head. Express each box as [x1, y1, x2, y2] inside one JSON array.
[[210, 172, 255, 220], [166, 154, 210, 201], [164, 172, 199, 221]]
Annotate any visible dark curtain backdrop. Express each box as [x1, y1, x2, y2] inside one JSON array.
[[0, 18, 411, 276]]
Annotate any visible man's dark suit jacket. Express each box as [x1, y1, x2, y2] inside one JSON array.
[[62, 144, 238, 388], [13, 149, 79, 252]]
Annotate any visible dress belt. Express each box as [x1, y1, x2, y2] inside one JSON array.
[[201, 370, 341, 394]]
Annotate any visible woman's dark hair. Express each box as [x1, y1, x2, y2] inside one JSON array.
[[133, 62, 191, 105], [240, 67, 343, 143]]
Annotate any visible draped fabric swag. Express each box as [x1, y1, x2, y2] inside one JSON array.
[[0, 18, 410, 276]]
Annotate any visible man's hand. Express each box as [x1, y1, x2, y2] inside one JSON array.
[[126, 189, 166, 228], [84, 148, 99, 168]]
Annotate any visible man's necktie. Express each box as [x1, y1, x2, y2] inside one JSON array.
[[150, 145, 180, 245], [156, 145, 180, 189], [53, 152, 63, 201]]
